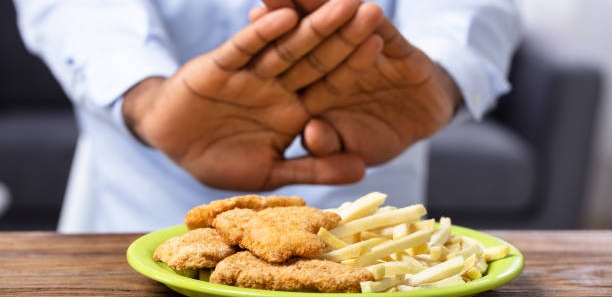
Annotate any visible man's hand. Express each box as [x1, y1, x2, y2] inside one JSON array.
[[262, 0, 462, 165], [305, 18, 462, 165], [122, 2, 382, 191]]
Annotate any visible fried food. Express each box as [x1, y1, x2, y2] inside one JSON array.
[[212, 208, 257, 246], [154, 192, 513, 293], [209, 251, 374, 293], [184, 194, 305, 229], [240, 206, 341, 262], [153, 228, 236, 270]]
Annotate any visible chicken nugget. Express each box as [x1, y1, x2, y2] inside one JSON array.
[[210, 251, 374, 293], [184, 194, 305, 229], [212, 208, 257, 246], [240, 206, 341, 263], [153, 228, 236, 270]]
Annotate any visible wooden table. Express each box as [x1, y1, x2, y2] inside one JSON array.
[[0, 230, 610, 296]]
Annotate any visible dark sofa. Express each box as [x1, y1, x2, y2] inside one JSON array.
[[0, 1, 77, 230], [427, 40, 602, 229], [0, 1, 602, 230]]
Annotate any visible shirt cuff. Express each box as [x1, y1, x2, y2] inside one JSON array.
[[84, 38, 179, 139], [416, 38, 511, 121], [82, 37, 179, 108]]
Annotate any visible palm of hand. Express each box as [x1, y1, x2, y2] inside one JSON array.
[[137, 2, 459, 191], [158, 59, 308, 190], [314, 30, 457, 165], [141, 7, 369, 191], [266, 1, 459, 166]]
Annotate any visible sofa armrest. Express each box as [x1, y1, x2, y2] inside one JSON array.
[[492, 38, 603, 228]]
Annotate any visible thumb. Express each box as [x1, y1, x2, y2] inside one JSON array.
[[302, 118, 343, 156], [265, 154, 365, 190]]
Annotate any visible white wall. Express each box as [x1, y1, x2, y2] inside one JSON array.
[[517, 0, 612, 228]]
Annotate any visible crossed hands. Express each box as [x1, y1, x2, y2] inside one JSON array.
[[122, 0, 461, 191]]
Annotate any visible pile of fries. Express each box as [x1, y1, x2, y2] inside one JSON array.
[[319, 192, 510, 293]]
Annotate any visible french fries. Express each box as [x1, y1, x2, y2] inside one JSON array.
[[332, 191, 388, 224], [321, 192, 511, 293], [353, 230, 431, 267], [408, 256, 465, 286], [329, 204, 427, 238]]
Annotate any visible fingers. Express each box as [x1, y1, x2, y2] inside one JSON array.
[[301, 34, 383, 115], [261, 0, 297, 10], [376, 17, 415, 58], [374, 17, 433, 83], [252, 0, 362, 78], [302, 118, 343, 156], [211, 8, 298, 71], [262, 0, 328, 15], [280, 2, 384, 93], [289, 0, 328, 13], [248, 6, 269, 23], [265, 154, 366, 190]]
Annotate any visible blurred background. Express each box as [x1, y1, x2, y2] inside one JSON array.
[[517, 0, 612, 228], [0, 1, 610, 231]]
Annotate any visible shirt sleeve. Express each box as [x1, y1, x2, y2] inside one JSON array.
[[13, 0, 179, 128], [393, 0, 523, 120]]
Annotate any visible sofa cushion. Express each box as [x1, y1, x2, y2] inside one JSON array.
[[0, 109, 77, 230], [427, 119, 536, 215], [0, 109, 77, 206]]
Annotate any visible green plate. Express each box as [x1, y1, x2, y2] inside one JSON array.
[[127, 225, 523, 297]]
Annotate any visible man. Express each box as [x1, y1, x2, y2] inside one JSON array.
[[14, 0, 522, 232]]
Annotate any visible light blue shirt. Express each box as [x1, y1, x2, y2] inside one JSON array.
[[14, 0, 522, 233]]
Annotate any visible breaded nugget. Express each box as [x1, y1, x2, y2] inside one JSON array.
[[240, 206, 341, 263], [184, 194, 305, 229], [212, 208, 257, 246], [210, 251, 374, 293], [153, 228, 236, 270]]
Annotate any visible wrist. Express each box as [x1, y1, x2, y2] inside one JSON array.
[[122, 77, 166, 145], [434, 63, 463, 116]]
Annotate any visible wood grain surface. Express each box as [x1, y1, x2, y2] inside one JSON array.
[[0, 230, 610, 296]]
